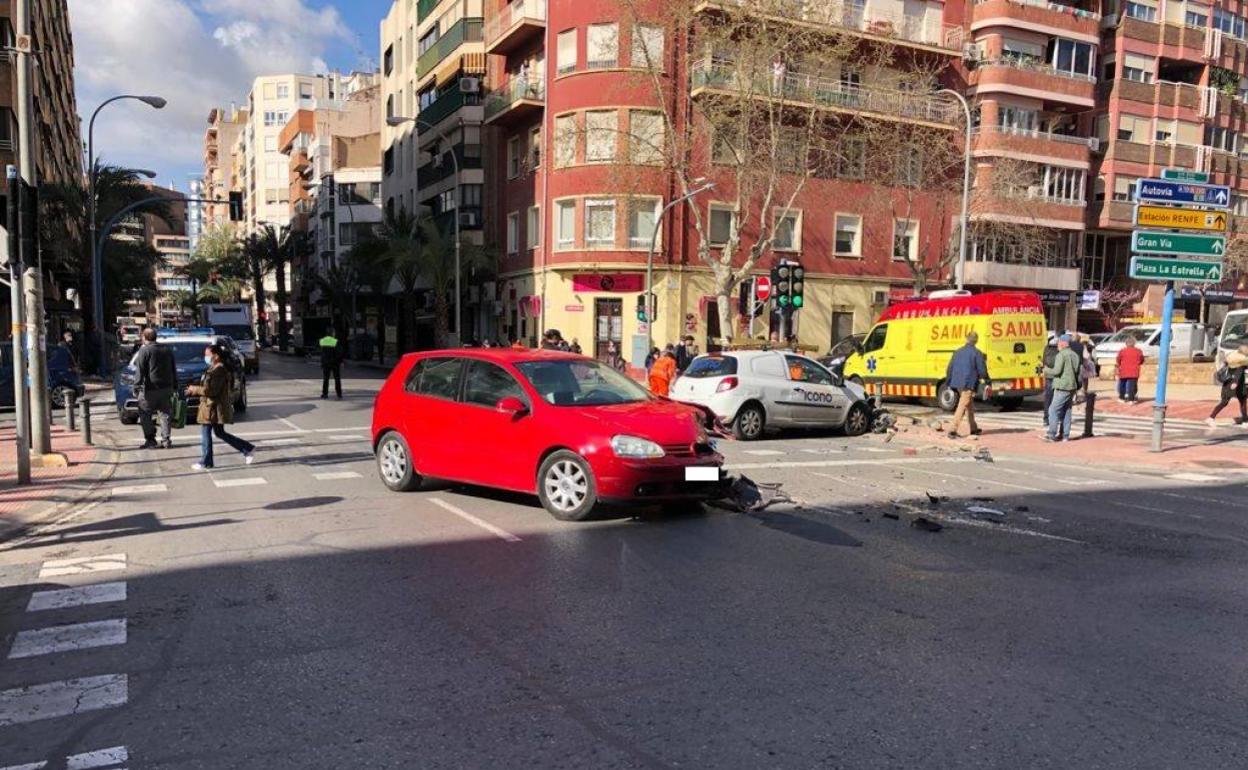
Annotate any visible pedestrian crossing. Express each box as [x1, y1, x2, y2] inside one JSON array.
[[0, 553, 132, 766], [970, 409, 1220, 438]]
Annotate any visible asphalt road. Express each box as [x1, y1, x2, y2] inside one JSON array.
[[0, 353, 1246, 769]]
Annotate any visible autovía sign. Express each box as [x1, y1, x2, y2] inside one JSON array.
[[1136, 179, 1231, 208]]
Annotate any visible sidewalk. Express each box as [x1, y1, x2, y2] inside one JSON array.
[[1090, 381, 1226, 422], [0, 421, 118, 539]]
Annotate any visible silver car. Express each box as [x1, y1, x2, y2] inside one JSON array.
[[669, 350, 873, 440]]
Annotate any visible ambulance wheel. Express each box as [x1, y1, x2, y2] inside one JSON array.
[[936, 383, 958, 412], [997, 397, 1023, 412]]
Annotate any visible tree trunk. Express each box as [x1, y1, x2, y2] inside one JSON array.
[[433, 292, 450, 349], [250, 258, 267, 344], [275, 261, 289, 352], [395, 296, 409, 354]]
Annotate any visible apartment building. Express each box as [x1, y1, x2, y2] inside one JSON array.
[[381, 0, 489, 340], [202, 105, 248, 232], [486, 0, 969, 356], [278, 86, 383, 345]]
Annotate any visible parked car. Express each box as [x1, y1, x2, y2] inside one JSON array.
[[818, 333, 866, 377], [1092, 322, 1214, 368], [114, 333, 247, 424], [1218, 309, 1248, 367], [669, 350, 874, 441], [371, 349, 725, 520], [0, 344, 85, 410]]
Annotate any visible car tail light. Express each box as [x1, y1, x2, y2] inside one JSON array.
[[716, 377, 738, 393]]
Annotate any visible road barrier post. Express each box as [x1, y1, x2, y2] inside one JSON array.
[[65, 391, 77, 431], [80, 399, 92, 446], [1082, 391, 1096, 438]]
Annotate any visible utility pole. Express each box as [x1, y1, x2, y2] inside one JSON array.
[[16, 0, 50, 455], [7, 167, 30, 484]]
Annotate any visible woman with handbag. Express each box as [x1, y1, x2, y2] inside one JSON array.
[[186, 342, 256, 470], [1207, 343, 1248, 429]]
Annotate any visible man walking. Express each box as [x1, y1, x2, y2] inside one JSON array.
[[675, 335, 699, 373], [319, 329, 342, 399], [132, 328, 177, 449], [1043, 334, 1081, 442], [1115, 336, 1144, 403], [945, 331, 989, 438]]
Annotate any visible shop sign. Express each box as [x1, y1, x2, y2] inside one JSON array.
[[1038, 291, 1071, 305], [565, 304, 584, 312], [1077, 290, 1101, 311], [572, 273, 645, 293]]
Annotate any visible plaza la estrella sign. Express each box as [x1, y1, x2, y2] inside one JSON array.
[[1129, 257, 1224, 283], [1136, 179, 1231, 208]]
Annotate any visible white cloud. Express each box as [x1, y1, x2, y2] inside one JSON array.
[[69, 0, 351, 189]]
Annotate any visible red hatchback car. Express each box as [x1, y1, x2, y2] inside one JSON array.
[[371, 349, 726, 520]]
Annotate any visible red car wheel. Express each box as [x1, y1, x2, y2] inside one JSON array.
[[537, 450, 598, 521]]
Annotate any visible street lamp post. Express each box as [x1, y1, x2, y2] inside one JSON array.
[[387, 115, 463, 344], [937, 89, 972, 291], [646, 180, 715, 353], [88, 94, 165, 373]]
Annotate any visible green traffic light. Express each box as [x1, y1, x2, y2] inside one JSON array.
[[779, 296, 790, 306], [792, 296, 803, 308]]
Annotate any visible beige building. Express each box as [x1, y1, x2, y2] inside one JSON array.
[[201, 105, 247, 232]]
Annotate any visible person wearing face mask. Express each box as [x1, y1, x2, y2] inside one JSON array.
[[186, 343, 256, 470]]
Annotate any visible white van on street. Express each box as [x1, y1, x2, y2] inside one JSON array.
[[1093, 322, 1215, 369]]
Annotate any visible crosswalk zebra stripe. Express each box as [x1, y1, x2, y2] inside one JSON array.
[[26, 582, 127, 612], [0, 675, 128, 727], [8, 619, 127, 660]]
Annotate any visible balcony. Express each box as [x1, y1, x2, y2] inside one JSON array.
[[417, 18, 484, 80], [972, 125, 1097, 164], [695, 0, 964, 52], [290, 150, 310, 174], [417, 0, 440, 22], [690, 58, 959, 128], [968, 57, 1096, 106], [486, 0, 545, 55], [417, 88, 483, 133], [963, 260, 1081, 290], [417, 144, 484, 188], [971, 0, 1100, 38], [484, 77, 545, 125]]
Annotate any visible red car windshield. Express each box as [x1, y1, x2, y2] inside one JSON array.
[[516, 360, 651, 406]]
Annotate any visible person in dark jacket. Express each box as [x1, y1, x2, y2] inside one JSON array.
[[319, 331, 342, 399], [132, 328, 178, 449], [945, 331, 989, 438], [1040, 339, 1059, 428], [187, 343, 255, 470]]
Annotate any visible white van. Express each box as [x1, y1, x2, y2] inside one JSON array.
[[1217, 309, 1248, 366], [203, 304, 258, 374], [1093, 322, 1214, 368]]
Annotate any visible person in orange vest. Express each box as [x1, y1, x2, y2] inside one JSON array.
[[511, 339, 525, 350], [648, 346, 678, 397]]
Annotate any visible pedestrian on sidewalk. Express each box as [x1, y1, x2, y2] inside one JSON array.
[[1207, 343, 1248, 429], [945, 331, 989, 438], [319, 330, 342, 399], [187, 343, 255, 471], [1040, 337, 1058, 429], [675, 335, 698, 373], [569, 338, 582, 355], [1043, 334, 1081, 442], [1115, 336, 1144, 403], [649, 346, 678, 397], [132, 328, 177, 449]]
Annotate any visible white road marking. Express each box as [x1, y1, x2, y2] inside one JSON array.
[[742, 449, 785, 456], [429, 497, 522, 543], [0, 675, 128, 727], [212, 477, 267, 488], [231, 429, 305, 438], [727, 456, 975, 471], [38, 554, 126, 579], [1167, 472, 1223, 482], [313, 471, 362, 480], [26, 582, 127, 612], [276, 417, 306, 433], [65, 746, 129, 770], [110, 484, 166, 496], [258, 438, 300, 446], [313, 426, 371, 432], [8, 619, 127, 659], [327, 434, 366, 441]]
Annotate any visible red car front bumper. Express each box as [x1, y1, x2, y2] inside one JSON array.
[[593, 451, 727, 503]]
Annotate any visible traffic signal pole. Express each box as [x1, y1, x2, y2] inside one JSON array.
[[1150, 280, 1175, 452], [7, 167, 30, 484]]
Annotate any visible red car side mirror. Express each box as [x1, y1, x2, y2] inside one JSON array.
[[495, 396, 529, 418]]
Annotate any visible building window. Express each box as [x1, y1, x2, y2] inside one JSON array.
[[585, 198, 616, 246], [529, 126, 542, 168], [1215, 8, 1246, 37], [557, 29, 577, 74], [461, 183, 483, 208], [263, 111, 289, 127], [1043, 166, 1085, 205], [384, 45, 394, 75], [554, 114, 576, 167], [627, 198, 659, 248], [418, 27, 438, 56], [301, 83, 314, 100], [631, 24, 664, 69], [834, 214, 862, 257], [339, 223, 357, 247], [712, 129, 741, 165], [1125, 1, 1157, 21], [276, 83, 290, 99], [1112, 176, 1139, 202], [527, 206, 541, 249], [585, 110, 617, 162], [838, 137, 866, 179], [1047, 38, 1095, 79], [772, 209, 801, 251], [1122, 53, 1154, 83], [1155, 121, 1173, 143], [264, 135, 277, 152], [507, 135, 522, 178], [708, 204, 736, 246], [587, 23, 618, 68], [896, 148, 923, 187], [507, 211, 520, 254], [1185, 9, 1208, 28], [419, 86, 436, 110], [1117, 114, 1149, 142], [1207, 125, 1238, 153], [998, 106, 1038, 133], [629, 110, 664, 164], [892, 219, 918, 262], [555, 200, 576, 248]]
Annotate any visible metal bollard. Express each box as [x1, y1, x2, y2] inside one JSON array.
[[1082, 391, 1096, 438], [79, 398, 93, 446], [65, 391, 77, 431]]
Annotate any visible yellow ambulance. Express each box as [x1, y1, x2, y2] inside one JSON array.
[[841, 290, 1048, 411]]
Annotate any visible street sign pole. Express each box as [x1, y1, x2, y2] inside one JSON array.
[[1152, 281, 1175, 453]]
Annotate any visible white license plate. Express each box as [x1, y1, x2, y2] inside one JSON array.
[[684, 466, 719, 482]]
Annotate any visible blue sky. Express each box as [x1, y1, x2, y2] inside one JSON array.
[[70, 0, 395, 191]]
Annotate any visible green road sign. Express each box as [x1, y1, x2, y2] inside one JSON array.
[[1131, 230, 1226, 257], [1161, 168, 1209, 183], [1129, 256, 1224, 283]]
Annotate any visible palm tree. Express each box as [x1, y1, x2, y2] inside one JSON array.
[[243, 225, 312, 351]]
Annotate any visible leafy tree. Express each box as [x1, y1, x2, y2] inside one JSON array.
[[242, 225, 313, 350]]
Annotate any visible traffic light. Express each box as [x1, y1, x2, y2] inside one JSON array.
[[771, 262, 804, 312], [636, 293, 647, 322], [789, 264, 805, 309], [228, 191, 244, 222]]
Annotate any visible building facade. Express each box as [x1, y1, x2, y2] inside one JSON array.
[[202, 105, 247, 233]]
